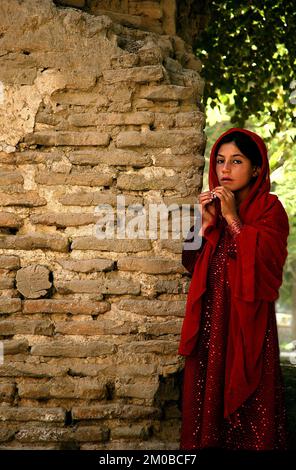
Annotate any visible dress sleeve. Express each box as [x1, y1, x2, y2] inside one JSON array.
[[224, 217, 244, 258], [227, 217, 243, 238], [182, 225, 206, 275], [233, 199, 289, 302]]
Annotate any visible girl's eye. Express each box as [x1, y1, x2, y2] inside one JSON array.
[[216, 159, 242, 164]]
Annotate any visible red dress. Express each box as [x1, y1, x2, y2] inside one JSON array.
[[180, 219, 288, 450]]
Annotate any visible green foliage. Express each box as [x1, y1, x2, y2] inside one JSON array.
[[270, 135, 296, 311], [197, 0, 296, 314], [196, 0, 296, 134]]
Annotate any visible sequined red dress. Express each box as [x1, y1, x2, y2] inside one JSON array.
[[180, 220, 288, 450]]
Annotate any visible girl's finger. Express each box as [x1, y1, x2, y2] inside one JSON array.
[[201, 198, 214, 206], [199, 194, 213, 202], [199, 192, 212, 200]]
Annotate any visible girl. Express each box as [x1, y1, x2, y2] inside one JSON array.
[[178, 128, 290, 450]]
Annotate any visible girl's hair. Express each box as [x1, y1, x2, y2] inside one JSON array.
[[214, 131, 262, 167]]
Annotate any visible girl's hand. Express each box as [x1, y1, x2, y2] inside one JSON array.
[[212, 186, 238, 220], [198, 190, 216, 232]]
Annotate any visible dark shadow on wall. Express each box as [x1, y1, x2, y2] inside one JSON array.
[[176, 0, 210, 48], [153, 371, 183, 445]]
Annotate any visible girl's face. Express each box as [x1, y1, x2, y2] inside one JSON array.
[[215, 142, 260, 193]]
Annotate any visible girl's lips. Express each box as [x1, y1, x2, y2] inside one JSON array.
[[221, 178, 233, 182]]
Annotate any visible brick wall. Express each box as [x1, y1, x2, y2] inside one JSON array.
[[0, 0, 206, 449]]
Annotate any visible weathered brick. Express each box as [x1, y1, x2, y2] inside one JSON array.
[[35, 171, 113, 186], [25, 131, 110, 146], [0, 59, 37, 84], [58, 258, 114, 273], [3, 339, 29, 355], [0, 298, 22, 314], [0, 428, 16, 442], [59, 360, 110, 376], [18, 377, 107, 399], [138, 319, 183, 336], [182, 173, 203, 194], [0, 212, 23, 229], [103, 84, 132, 108], [115, 363, 157, 377], [160, 239, 183, 254], [59, 191, 143, 206], [138, 47, 163, 66], [0, 320, 54, 336], [73, 426, 109, 442], [153, 279, 180, 294], [52, 89, 109, 106], [117, 173, 179, 190], [0, 191, 47, 207], [103, 65, 164, 83], [93, 8, 162, 33], [154, 112, 175, 128], [116, 130, 202, 149], [16, 265, 52, 299], [85, 440, 166, 451], [0, 171, 23, 185], [118, 299, 186, 316], [71, 237, 151, 252], [0, 406, 65, 422], [110, 53, 139, 68], [55, 319, 137, 336], [72, 404, 161, 420], [184, 53, 203, 72], [15, 425, 109, 443], [120, 340, 179, 355], [175, 111, 205, 129], [115, 379, 159, 399], [182, 69, 205, 92], [13, 151, 63, 165], [0, 362, 69, 378], [134, 98, 179, 111], [55, 277, 140, 295], [0, 255, 20, 270], [162, 195, 197, 206], [69, 111, 154, 127], [104, 112, 154, 126], [30, 339, 116, 357], [117, 257, 184, 274], [0, 234, 69, 252], [129, 1, 162, 18], [30, 212, 98, 227], [0, 381, 16, 402], [132, 97, 151, 109], [68, 149, 152, 168], [138, 85, 195, 101], [0, 278, 15, 289], [23, 299, 110, 315], [165, 57, 182, 74], [154, 154, 204, 168], [64, 71, 98, 89], [112, 424, 151, 440]]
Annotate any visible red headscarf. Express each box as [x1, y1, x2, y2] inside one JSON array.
[[178, 127, 289, 418]]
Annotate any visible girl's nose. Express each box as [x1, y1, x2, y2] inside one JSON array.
[[222, 163, 231, 171]]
